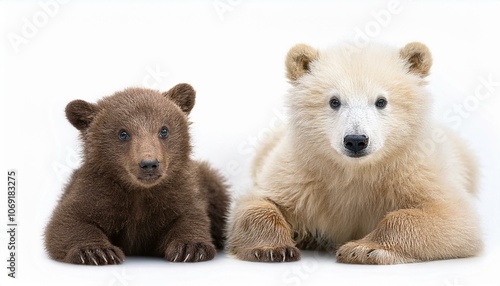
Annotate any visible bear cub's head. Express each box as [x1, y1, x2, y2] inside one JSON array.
[[65, 84, 196, 188], [285, 42, 433, 164]]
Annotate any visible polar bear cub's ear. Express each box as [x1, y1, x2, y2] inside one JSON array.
[[286, 43, 319, 83], [162, 83, 196, 115], [400, 42, 433, 77], [65, 100, 100, 131]]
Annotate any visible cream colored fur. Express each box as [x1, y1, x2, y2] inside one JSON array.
[[227, 42, 482, 264]]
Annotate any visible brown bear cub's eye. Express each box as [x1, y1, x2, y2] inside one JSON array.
[[119, 129, 130, 141], [329, 97, 341, 109], [375, 97, 387, 109], [159, 126, 169, 138]]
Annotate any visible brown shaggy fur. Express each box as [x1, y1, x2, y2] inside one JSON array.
[[45, 84, 230, 265]]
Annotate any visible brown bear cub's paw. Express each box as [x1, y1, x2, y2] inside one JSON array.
[[336, 240, 417, 265], [244, 245, 301, 262], [64, 245, 125, 265], [164, 241, 216, 263]]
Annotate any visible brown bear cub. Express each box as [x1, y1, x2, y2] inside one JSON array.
[[45, 84, 230, 265]]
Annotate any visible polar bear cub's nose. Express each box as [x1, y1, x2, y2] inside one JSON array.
[[343, 135, 369, 153]]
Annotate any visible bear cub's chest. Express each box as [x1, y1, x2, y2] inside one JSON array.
[[106, 191, 179, 255]]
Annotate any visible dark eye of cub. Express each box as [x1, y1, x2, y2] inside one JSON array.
[[329, 97, 341, 109], [375, 97, 387, 109], [119, 129, 130, 141], [159, 126, 169, 138]]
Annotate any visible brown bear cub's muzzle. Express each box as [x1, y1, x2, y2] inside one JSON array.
[[137, 159, 162, 183]]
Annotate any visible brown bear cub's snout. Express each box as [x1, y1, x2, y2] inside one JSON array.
[[139, 159, 160, 171], [138, 159, 161, 181], [130, 135, 165, 185]]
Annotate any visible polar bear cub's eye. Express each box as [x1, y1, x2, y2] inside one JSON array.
[[119, 129, 130, 141], [159, 126, 169, 138], [329, 97, 341, 109], [375, 97, 388, 109]]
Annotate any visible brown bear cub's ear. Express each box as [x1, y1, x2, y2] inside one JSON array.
[[400, 42, 433, 77], [162, 83, 196, 115], [65, 100, 100, 131], [286, 43, 319, 83]]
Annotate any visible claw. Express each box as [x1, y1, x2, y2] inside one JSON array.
[[200, 254, 204, 261], [282, 250, 286, 262], [91, 256, 98, 266], [109, 250, 122, 264], [96, 249, 108, 264], [80, 254, 85, 264], [270, 251, 274, 261], [254, 252, 260, 260], [184, 254, 191, 262], [173, 254, 179, 262], [367, 249, 375, 257]]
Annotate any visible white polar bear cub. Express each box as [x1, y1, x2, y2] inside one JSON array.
[[227, 42, 482, 264]]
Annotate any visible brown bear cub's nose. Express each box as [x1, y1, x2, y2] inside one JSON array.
[[344, 135, 369, 152], [140, 159, 160, 172]]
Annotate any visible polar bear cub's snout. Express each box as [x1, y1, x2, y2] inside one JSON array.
[[343, 134, 369, 156]]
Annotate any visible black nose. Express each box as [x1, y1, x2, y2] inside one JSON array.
[[140, 160, 159, 171], [344, 135, 369, 153]]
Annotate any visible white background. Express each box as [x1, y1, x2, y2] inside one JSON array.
[[1, 1, 500, 286]]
